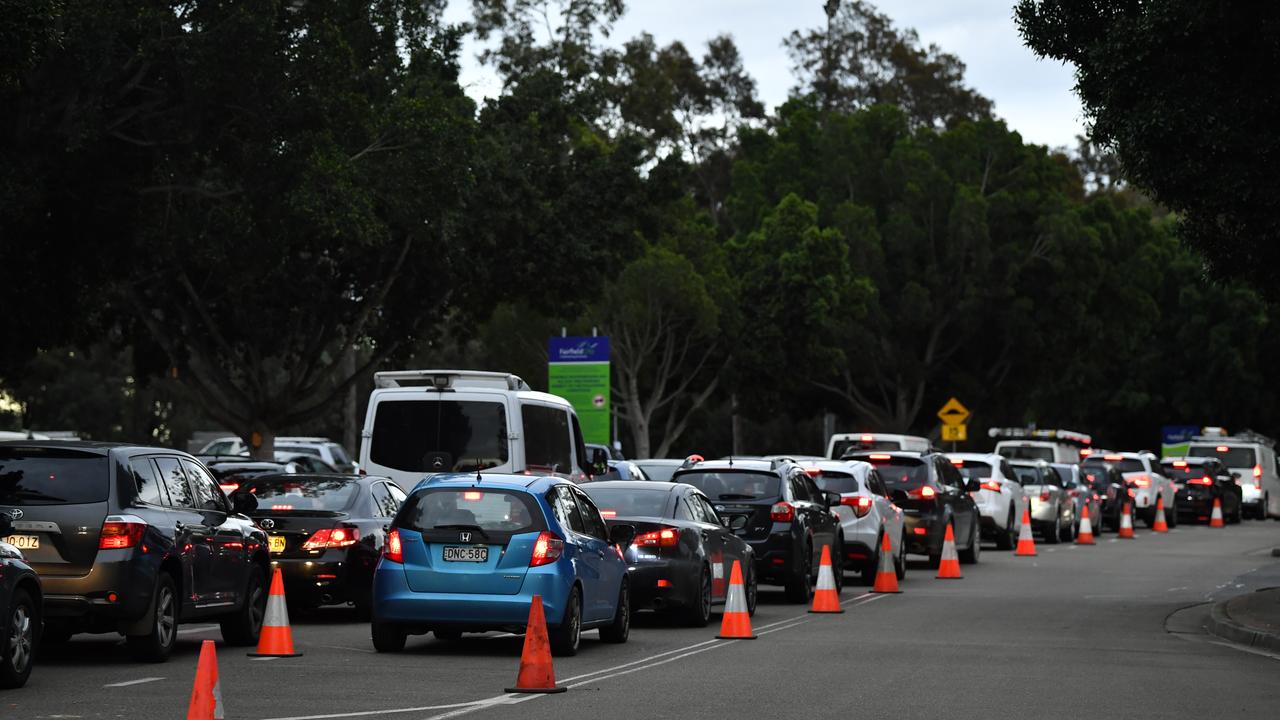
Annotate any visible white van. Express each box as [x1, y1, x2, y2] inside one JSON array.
[[827, 433, 934, 459], [990, 428, 1092, 464], [358, 369, 602, 491], [1186, 432, 1279, 519]]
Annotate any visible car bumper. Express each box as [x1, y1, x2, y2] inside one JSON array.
[[372, 563, 573, 631], [1027, 499, 1057, 522], [901, 514, 942, 556], [271, 556, 356, 606], [1242, 484, 1262, 504], [627, 563, 697, 610], [746, 532, 801, 584], [39, 550, 157, 627]]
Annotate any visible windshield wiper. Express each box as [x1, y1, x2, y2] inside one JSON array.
[[716, 493, 758, 500], [433, 524, 490, 540]]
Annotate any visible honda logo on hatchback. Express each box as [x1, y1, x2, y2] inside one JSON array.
[[459, 531, 472, 543]]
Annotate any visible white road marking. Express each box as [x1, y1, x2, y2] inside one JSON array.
[[757, 620, 810, 635], [103, 677, 165, 688], [260, 701, 484, 720], [176, 624, 220, 635], [250, 656, 281, 662], [313, 644, 377, 655]]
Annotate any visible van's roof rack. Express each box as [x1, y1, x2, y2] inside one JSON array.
[[1192, 428, 1276, 448], [988, 427, 1092, 446], [373, 369, 530, 391]]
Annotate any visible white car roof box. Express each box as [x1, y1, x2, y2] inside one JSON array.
[[373, 369, 530, 391]]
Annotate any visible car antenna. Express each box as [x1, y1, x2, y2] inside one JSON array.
[[728, 455, 734, 467], [475, 460, 482, 485]]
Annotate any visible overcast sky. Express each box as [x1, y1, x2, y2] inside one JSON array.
[[443, 0, 1087, 150]]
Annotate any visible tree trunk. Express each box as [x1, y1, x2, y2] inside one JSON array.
[[630, 413, 651, 459]]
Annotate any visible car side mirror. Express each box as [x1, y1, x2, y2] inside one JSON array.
[[823, 490, 842, 507], [720, 515, 731, 528], [609, 523, 636, 548], [591, 448, 609, 476], [965, 479, 983, 492], [231, 492, 258, 515], [0, 514, 11, 536]]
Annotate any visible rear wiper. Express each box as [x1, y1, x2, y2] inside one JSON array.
[[433, 524, 490, 540], [717, 493, 757, 500]]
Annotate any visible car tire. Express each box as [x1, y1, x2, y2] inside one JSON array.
[[894, 542, 906, 580], [127, 573, 179, 663], [372, 621, 407, 652], [1059, 514, 1075, 542], [784, 545, 814, 604], [861, 533, 881, 586], [832, 536, 844, 593], [1042, 515, 1060, 545], [686, 567, 712, 627], [549, 586, 582, 657], [599, 579, 631, 643], [959, 523, 980, 564], [0, 587, 37, 689], [996, 508, 1015, 550], [745, 564, 759, 617], [220, 564, 267, 647]]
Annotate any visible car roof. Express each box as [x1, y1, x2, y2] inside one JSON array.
[[243, 472, 374, 483], [632, 459, 686, 466], [1162, 457, 1214, 465], [1007, 458, 1050, 467], [948, 453, 1000, 462], [846, 450, 926, 459], [677, 459, 778, 473], [0, 440, 188, 456], [412, 473, 563, 493], [583, 480, 683, 492]]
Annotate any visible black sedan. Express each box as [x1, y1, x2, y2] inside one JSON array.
[[1080, 463, 1128, 531], [200, 457, 293, 494], [229, 474, 407, 614], [580, 480, 756, 626], [0, 512, 41, 688], [1162, 458, 1244, 524]]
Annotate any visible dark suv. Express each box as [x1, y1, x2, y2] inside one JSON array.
[[0, 442, 270, 662], [671, 459, 842, 604], [846, 452, 982, 566]]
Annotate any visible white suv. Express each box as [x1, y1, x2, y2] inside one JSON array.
[[948, 453, 1025, 550], [805, 460, 906, 583], [1187, 435, 1279, 519], [358, 369, 602, 492], [1081, 452, 1176, 527], [827, 433, 933, 459]]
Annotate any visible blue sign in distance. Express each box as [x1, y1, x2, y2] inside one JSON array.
[[1161, 425, 1201, 444], [548, 336, 610, 364]]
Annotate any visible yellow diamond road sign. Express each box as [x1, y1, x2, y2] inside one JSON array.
[[937, 397, 970, 426]]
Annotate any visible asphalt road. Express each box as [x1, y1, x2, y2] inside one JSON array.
[[9, 521, 1280, 720]]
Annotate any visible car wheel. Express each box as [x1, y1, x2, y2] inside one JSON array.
[[996, 508, 1015, 550], [745, 564, 759, 617], [0, 587, 36, 689], [372, 621, 407, 652], [685, 567, 712, 627], [220, 564, 267, 647], [784, 545, 814, 604], [861, 533, 881, 586], [127, 573, 179, 663], [549, 587, 582, 657], [894, 542, 906, 580], [1059, 513, 1075, 542], [1166, 497, 1178, 528], [1042, 515, 1060, 545], [959, 523, 980, 564], [600, 578, 631, 643]]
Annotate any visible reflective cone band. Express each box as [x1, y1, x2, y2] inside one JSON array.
[[1015, 501, 1037, 556], [809, 545, 844, 613], [505, 594, 566, 694], [187, 639, 224, 720], [1076, 504, 1095, 545], [716, 560, 756, 639], [1153, 495, 1169, 532], [871, 532, 901, 594], [248, 567, 302, 657], [1210, 497, 1225, 528], [936, 524, 963, 579], [1118, 503, 1135, 539]]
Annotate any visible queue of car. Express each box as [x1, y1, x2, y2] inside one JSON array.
[[0, 371, 1273, 689]]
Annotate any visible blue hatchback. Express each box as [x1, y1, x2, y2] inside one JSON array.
[[370, 474, 635, 655]]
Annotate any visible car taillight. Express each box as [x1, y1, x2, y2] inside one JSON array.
[[634, 527, 679, 547], [1127, 488, 1136, 498], [1254, 464, 1263, 488], [384, 529, 403, 563], [908, 486, 936, 500], [1040, 490, 1051, 501], [1129, 475, 1150, 488], [981, 481, 1002, 492], [99, 518, 147, 549], [531, 531, 564, 566], [841, 496, 873, 517], [302, 526, 360, 550], [770, 502, 795, 522], [803, 467, 822, 476], [1067, 489, 1080, 498], [1188, 477, 1213, 486], [219, 482, 240, 494]]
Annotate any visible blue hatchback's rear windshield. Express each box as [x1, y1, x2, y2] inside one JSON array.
[[0, 447, 109, 505], [399, 489, 545, 535]]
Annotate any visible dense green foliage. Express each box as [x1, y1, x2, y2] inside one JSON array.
[[2, 1, 1277, 457]]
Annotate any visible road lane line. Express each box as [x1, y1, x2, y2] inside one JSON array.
[[313, 643, 378, 654], [176, 624, 220, 635], [757, 620, 810, 635], [259, 701, 485, 720], [103, 677, 165, 688]]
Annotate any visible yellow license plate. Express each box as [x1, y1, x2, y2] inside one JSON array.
[[268, 535, 287, 554], [2, 535, 38, 550]]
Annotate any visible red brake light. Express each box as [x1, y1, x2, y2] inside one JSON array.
[[385, 529, 403, 563], [1104, 455, 1125, 461], [1068, 489, 1080, 498], [841, 496, 873, 517], [1040, 490, 1051, 501], [1130, 475, 1150, 488], [1253, 464, 1262, 479], [462, 491, 483, 501], [869, 454, 892, 461], [531, 531, 564, 566], [803, 467, 822, 476], [219, 482, 240, 494], [302, 527, 360, 550], [770, 502, 796, 522], [981, 480, 1002, 492], [1188, 477, 1213, 486], [1172, 461, 1188, 468], [912, 527, 927, 535], [271, 504, 294, 511], [633, 527, 679, 548], [950, 459, 964, 466], [861, 434, 874, 442], [1080, 449, 1092, 457], [908, 486, 936, 500], [600, 510, 617, 518], [99, 519, 147, 549], [1216, 446, 1229, 452]]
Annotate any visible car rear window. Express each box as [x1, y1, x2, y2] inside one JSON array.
[[278, 445, 322, 457], [634, 463, 679, 483], [398, 488, 544, 535], [954, 461, 993, 479], [0, 447, 109, 505], [580, 487, 671, 518], [858, 458, 928, 490], [1188, 445, 1257, 469], [997, 445, 1055, 461], [371, 400, 510, 473], [1162, 464, 1210, 481], [813, 471, 859, 494], [1082, 458, 1145, 475], [672, 471, 781, 501], [831, 439, 900, 458], [1011, 466, 1042, 485], [237, 476, 360, 512]]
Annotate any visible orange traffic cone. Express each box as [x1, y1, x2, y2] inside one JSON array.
[[871, 532, 901, 594], [1117, 502, 1135, 539], [187, 639, 224, 720], [716, 560, 756, 639], [1076, 504, 1095, 545], [936, 524, 963, 579], [1015, 500, 1037, 556], [809, 545, 843, 613], [505, 595, 566, 694], [1209, 497, 1225, 527], [1153, 495, 1169, 532], [248, 567, 302, 657]]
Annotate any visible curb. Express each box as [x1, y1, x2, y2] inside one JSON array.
[[1206, 596, 1280, 654]]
